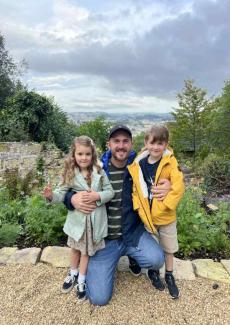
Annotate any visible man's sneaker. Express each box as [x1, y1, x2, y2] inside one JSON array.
[[128, 256, 142, 277], [147, 269, 165, 291], [61, 271, 78, 293], [165, 273, 179, 299], [76, 282, 86, 301]]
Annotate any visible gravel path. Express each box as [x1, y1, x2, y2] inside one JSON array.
[[0, 263, 229, 325]]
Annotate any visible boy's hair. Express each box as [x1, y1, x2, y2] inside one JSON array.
[[62, 136, 102, 185], [145, 124, 169, 143]]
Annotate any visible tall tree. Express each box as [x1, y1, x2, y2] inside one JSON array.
[[0, 33, 24, 109], [0, 89, 76, 151], [170, 79, 210, 168], [76, 117, 112, 153], [210, 81, 230, 154]]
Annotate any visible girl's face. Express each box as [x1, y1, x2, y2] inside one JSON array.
[[145, 139, 168, 161], [74, 144, 93, 170]]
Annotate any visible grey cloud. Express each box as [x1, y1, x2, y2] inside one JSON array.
[[26, 0, 230, 97]]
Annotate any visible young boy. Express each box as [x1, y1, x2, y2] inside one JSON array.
[[128, 124, 185, 299]]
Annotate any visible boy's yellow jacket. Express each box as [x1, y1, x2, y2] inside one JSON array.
[[127, 148, 185, 234]]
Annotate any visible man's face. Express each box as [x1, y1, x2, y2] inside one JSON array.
[[108, 131, 132, 163]]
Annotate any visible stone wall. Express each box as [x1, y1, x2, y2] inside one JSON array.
[[0, 142, 65, 185]]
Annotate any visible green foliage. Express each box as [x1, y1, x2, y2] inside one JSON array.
[[0, 197, 25, 225], [133, 132, 145, 153], [0, 34, 18, 109], [3, 168, 34, 200], [0, 187, 67, 246], [170, 79, 212, 169], [0, 223, 22, 247], [76, 117, 112, 153], [208, 81, 230, 153], [0, 89, 76, 151], [177, 187, 230, 257], [36, 156, 45, 186], [24, 195, 67, 245], [0, 188, 26, 247], [199, 154, 230, 195]]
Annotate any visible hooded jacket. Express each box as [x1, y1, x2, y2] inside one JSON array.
[[128, 148, 185, 233], [52, 167, 114, 243]]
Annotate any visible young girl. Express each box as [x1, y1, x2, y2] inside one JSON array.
[[43, 136, 114, 301]]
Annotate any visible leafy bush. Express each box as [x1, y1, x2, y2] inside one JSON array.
[[177, 187, 230, 257], [24, 195, 67, 245], [0, 199, 25, 225], [3, 168, 35, 200], [199, 154, 230, 195], [0, 223, 22, 247]]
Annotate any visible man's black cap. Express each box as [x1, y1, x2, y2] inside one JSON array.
[[108, 125, 132, 139]]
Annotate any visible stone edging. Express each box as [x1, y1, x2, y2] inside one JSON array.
[[0, 246, 230, 284]]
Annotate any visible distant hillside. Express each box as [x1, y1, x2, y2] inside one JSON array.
[[68, 111, 173, 124]]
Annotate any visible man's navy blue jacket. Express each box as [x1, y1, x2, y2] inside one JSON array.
[[64, 150, 145, 247]]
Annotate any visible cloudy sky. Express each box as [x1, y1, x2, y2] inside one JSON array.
[[1, 0, 230, 113]]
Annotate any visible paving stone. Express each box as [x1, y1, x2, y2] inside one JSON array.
[[40, 246, 70, 268], [0, 247, 18, 264], [7, 247, 41, 265], [221, 260, 230, 275], [118, 256, 195, 280], [117, 256, 129, 272], [159, 257, 196, 280], [192, 259, 230, 284]]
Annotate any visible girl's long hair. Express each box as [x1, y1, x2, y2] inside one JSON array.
[[61, 136, 102, 186]]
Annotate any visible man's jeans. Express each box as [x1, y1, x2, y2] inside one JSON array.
[[86, 230, 164, 306]]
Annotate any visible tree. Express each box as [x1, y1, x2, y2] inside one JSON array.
[[170, 79, 210, 168], [133, 132, 145, 153], [76, 117, 112, 153], [0, 89, 77, 151], [209, 81, 230, 154], [0, 33, 24, 109]]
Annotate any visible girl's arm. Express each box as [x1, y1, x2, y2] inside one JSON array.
[[49, 184, 70, 203], [95, 170, 114, 206]]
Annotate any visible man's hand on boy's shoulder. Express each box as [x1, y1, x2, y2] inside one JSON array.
[[151, 179, 171, 201]]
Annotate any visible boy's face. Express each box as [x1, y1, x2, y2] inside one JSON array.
[[145, 139, 168, 161]]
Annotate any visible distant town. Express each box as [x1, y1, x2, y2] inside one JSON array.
[[68, 111, 173, 136]]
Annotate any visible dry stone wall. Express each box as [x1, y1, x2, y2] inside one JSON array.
[[0, 142, 65, 185]]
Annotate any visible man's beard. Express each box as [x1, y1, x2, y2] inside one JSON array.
[[113, 149, 129, 161]]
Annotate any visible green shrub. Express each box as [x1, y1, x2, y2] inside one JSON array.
[[177, 187, 230, 257], [199, 154, 230, 195], [24, 195, 67, 245], [0, 223, 22, 247], [36, 156, 45, 186], [3, 168, 35, 200], [0, 199, 26, 225]]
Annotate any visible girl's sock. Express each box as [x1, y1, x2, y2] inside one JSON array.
[[78, 273, 86, 284], [70, 268, 79, 277]]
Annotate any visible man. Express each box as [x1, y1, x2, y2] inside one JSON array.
[[64, 125, 170, 305]]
